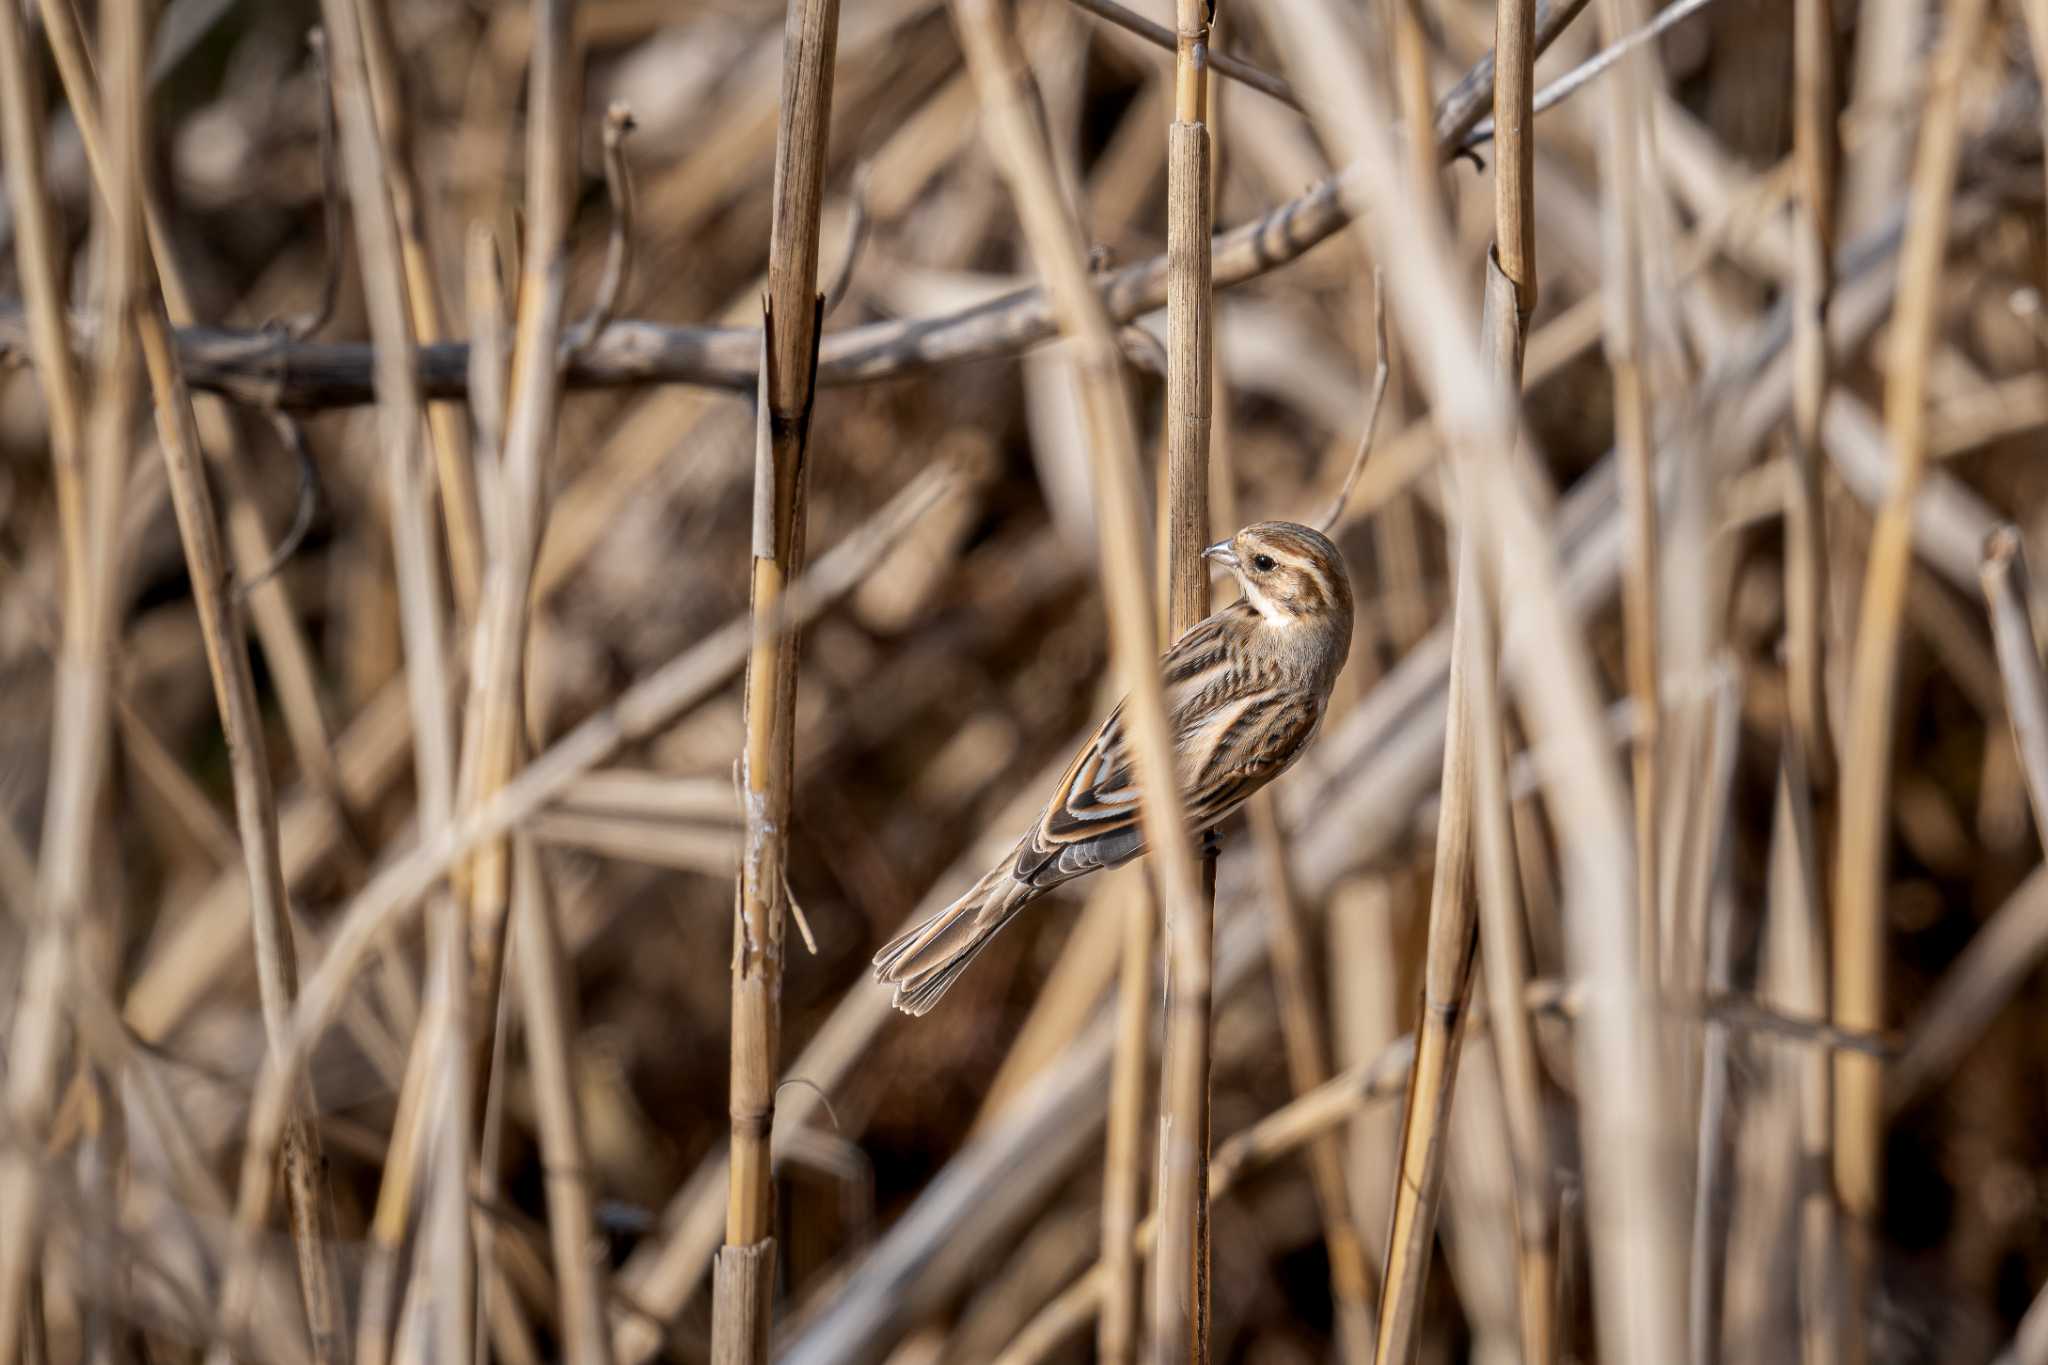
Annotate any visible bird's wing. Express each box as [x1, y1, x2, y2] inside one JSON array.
[[1013, 610, 1316, 887]]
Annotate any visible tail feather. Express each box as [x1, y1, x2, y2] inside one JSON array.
[[873, 855, 1043, 1015]]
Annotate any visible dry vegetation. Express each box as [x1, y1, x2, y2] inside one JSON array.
[[3, 0, 2048, 1362]]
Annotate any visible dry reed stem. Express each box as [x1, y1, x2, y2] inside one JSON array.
[[1246, 798, 1375, 1361], [356, 0, 485, 613], [1980, 529, 2048, 850], [29, 0, 372, 918], [1371, 523, 1479, 1365], [1476, 0, 1553, 1346], [1100, 878, 1156, 1365], [1786, 0, 1839, 789], [947, 0, 1211, 1361], [15, 2, 1590, 410], [210, 467, 953, 1357], [1150, 3, 1218, 1358], [0, 1, 139, 1356], [133, 182, 351, 1365], [509, 838, 613, 1365], [1829, 0, 1989, 1353], [1369, 3, 1482, 1356], [717, 0, 839, 1351], [1259, 0, 1685, 1358], [1592, 0, 1664, 988], [456, 0, 580, 1146]]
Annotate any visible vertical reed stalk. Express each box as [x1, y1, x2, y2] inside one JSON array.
[[1152, 3, 1218, 1359], [948, 0, 1211, 1360], [510, 838, 614, 1365], [134, 178, 352, 1365], [455, 0, 579, 1128], [1831, 1, 1989, 1358], [1476, 2, 1555, 1356], [1370, 5, 1479, 1357], [357, 0, 485, 615], [1100, 880, 1156, 1365], [0, 0, 114, 1357], [1592, 0, 1662, 985], [301, 1, 467, 1361], [1786, 0, 1838, 789], [716, 0, 840, 1352]]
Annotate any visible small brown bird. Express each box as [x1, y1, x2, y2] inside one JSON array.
[[874, 520, 1353, 1014]]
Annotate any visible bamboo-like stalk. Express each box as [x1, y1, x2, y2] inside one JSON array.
[[715, 0, 840, 1350], [1980, 529, 2048, 861], [0, 0, 114, 1355], [1830, 1, 1989, 1357], [1591, 0, 1662, 986], [1475, 0, 1554, 1352], [1151, 1, 1218, 1359], [1786, 0, 1838, 790], [510, 837, 614, 1365], [946, 1, 1211, 1360]]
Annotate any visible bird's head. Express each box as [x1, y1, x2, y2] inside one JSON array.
[[1201, 521, 1353, 628]]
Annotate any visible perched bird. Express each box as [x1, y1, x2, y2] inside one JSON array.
[[874, 520, 1353, 1015]]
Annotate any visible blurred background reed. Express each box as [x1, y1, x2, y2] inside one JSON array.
[[3, 0, 2048, 1362]]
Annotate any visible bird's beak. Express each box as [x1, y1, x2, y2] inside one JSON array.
[[1201, 539, 1239, 569]]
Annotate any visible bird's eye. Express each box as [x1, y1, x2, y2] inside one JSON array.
[[1251, 553, 1276, 573]]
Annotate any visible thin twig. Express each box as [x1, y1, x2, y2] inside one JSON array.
[[571, 103, 638, 357], [0, 0, 1596, 409], [821, 164, 872, 320], [1060, 0, 1301, 110], [1318, 275, 1390, 534], [282, 28, 342, 344]]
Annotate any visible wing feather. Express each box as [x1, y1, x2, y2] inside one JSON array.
[[1013, 608, 1317, 888]]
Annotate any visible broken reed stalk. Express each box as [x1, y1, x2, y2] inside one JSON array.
[[1151, 1, 1219, 1360], [717, 0, 840, 1350], [0, 1, 120, 1358], [1592, 0, 1662, 987], [1830, 0, 1989, 1354], [1258, 0, 1686, 1359], [1786, 0, 1838, 789], [947, 0, 1211, 1359], [1370, 11, 1477, 1360], [1979, 529, 2048, 855], [456, 0, 579, 1138], [1476, 0, 1556, 1356], [510, 838, 614, 1365], [356, 0, 484, 613]]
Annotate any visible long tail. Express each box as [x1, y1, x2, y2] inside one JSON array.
[[872, 848, 1045, 1015]]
